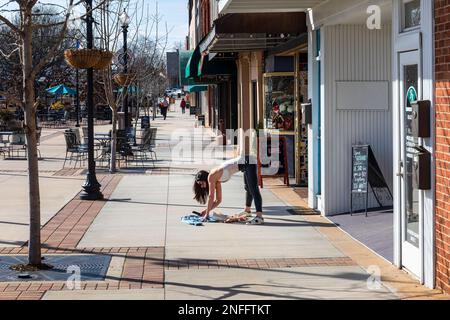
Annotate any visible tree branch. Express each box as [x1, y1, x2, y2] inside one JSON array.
[[0, 13, 21, 34], [31, 0, 75, 78]]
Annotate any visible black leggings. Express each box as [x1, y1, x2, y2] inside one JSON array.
[[240, 159, 263, 212], [161, 107, 168, 119]]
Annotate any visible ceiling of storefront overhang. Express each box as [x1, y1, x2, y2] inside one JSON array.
[[309, 0, 392, 27], [200, 12, 307, 53], [219, 0, 326, 14], [219, 0, 393, 27]]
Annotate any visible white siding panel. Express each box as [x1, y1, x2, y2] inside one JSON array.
[[322, 25, 393, 216]]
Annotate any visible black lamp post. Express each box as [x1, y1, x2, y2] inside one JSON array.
[[120, 10, 130, 131], [80, 0, 103, 201], [75, 69, 80, 127]]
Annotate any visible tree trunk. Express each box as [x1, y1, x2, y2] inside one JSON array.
[[23, 21, 41, 266], [109, 110, 117, 174]]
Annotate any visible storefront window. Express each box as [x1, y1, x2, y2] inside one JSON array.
[[264, 73, 295, 131], [402, 0, 421, 30]]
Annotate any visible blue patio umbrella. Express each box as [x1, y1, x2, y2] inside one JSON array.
[[117, 86, 139, 93], [46, 84, 77, 96]]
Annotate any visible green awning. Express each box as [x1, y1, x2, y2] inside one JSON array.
[[197, 53, 235, 77], [185, 46, 202, 79], [179, 50, 195, 86], [186, 85, 208, 93]]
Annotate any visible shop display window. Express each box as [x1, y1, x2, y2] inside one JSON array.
[[263, 73, 295, 131]]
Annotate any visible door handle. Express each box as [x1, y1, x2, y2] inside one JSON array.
[[397, 161, 404, 178]]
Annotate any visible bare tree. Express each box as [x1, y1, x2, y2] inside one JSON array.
[[0, 6, 78, 107], [95, 0, 169, 173], [0, 0, 84, 267]]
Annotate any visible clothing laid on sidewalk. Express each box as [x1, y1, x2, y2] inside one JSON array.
[[181, 215, 204, 226], [181, 214, 223, 226]]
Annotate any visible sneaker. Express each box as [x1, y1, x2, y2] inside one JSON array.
[[246, 216, 264, 225]]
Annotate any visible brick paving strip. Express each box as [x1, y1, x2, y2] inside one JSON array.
[[52, 168, 84, 177], [165, 257, 356, 270]]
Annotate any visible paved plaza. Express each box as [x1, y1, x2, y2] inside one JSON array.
[[0, 106, 446, 300]]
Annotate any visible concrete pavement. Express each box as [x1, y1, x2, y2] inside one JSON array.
[[0, 129, 87, 247], [0, 103, 445, 300], [58, 107, 397, 299]]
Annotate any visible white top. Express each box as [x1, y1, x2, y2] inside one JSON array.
[[219, 158, 241, 183]]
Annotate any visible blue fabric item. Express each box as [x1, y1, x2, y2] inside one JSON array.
[[181, 215, 204, 226], [181, 215, 218, 226]]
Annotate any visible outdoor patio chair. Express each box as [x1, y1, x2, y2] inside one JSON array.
[[7, 133, 27, 159], [81, 127, 89, 145], [0, 145, 6, 159], [132, 128, 157, 167], [116, 131, 136, 168], [63, 131, 88, 168], [0, 134, 10, 159], [81, 126, 104, 151]]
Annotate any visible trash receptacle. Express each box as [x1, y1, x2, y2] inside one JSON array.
[[118, 112, 125, 130]]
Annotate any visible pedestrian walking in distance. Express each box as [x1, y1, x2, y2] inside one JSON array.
[[161, 97, 169, 120], [180, 98, 187, 114]]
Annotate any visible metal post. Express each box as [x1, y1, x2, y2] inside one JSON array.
[[122, 24, 129, 131], [75, 68, 80, 127], [80, 0, 103, 201]]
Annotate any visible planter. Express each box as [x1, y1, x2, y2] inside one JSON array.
[[0, 109, 14, 124], [6, 120, 23, 132], [113, 73, 134, 86], [92, 51, 113, 70], [64, 49, 102, 69]]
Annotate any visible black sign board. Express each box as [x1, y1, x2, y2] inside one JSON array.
[[141, 116, 150, 129], [352, 146, 369, 194], [351, 145, 392, 217]]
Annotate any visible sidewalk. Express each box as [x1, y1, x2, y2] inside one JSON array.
[[0, 108, 446, 300]]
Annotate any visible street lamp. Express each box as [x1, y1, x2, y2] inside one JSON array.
[[80, 0, 103, 201], [75, 39, 81, 127], [120, 10, 130, 131]]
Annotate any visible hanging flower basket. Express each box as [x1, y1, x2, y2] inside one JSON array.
[[64, 49, 102, 69], [113, 73, 134, 86], [92, 51, 113, 70]]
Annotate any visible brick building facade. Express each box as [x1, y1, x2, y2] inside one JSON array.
[[434, 0, 450, 295]]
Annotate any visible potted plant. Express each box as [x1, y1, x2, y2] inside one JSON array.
[[64, 48, 102, 69], [51, 101, 64, 111], [0, 109, 23, 132], [0, 109, 14, 126], [113, 73, 134, 86], [92, 50, 113, 70]]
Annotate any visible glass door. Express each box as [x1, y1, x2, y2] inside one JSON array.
[[399, 50, 422, 278]]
